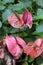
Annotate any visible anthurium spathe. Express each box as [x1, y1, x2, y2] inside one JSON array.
[[34, 38, 43, 53], [8, 9, 32, 29], [5, 35, 26, 59], [24, 38, 43, 58], [22, 9, 32, 28], [34, 38, 43, 47], [24, 42, 37, 58]]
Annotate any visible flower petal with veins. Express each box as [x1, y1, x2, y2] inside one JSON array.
[[5, 35, 26, 59]]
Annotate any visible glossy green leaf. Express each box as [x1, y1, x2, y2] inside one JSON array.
[[35, 24, 43, 34], [0, 5, 5, 10], [8, 2, 31, 11], [33, 9, 43, 20], [37, 9, 43, 18], [0, 27, 6, 38], [3, 26, 27, 33], [36, 24, 43, 33], [36, 57, 43, 65], [0, 21, 2, 28], [2, 9, 13, 22], [8, 2, 25, 11], [24, 62, 28, 65], [29, 57, 34, 62], [36, 0, 43, 7], [3, 0, 14, 3]]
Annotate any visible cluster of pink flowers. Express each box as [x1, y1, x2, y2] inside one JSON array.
[[0, 9, 43, 60], [5, 9, 43, 58], [5, 35, 43, 58]]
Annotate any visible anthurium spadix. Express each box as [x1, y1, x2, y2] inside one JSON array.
[[8, 9, 32, 29], [5, 35, 26, 59]]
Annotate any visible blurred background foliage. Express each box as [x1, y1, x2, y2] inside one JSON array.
[[0, 0, 43, 65]]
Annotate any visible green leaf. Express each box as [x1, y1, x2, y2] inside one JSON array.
[[20, 0, 31, 2], [0, 27, 6, 38], [24, 62, 28, 65], [3, 26, 27, 33], [33, 23, 43, 34], [33, 9, 43, 20], [0, 21, 2, 28], [36, 0, 43, 7], [29, 57, 34, 62], [24, 1, 32, 8], [3, 0, 14, 3], [31, 63, 34, 65], [3, 26, 19, 33], [32, 22, 43, 38], [36, 24, 43, 33], [8, 2, 31, 11], [37, 9, 43, 18], [0, 5, 5, 10], [8, 2, 25, 11], [2, 9, 13, 22], [36, 57, 43, 65]]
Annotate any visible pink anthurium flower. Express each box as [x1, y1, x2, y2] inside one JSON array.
[[8, 9, 32, 29], [24, 38, 43, 58], [5, 35, 26, 59]]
